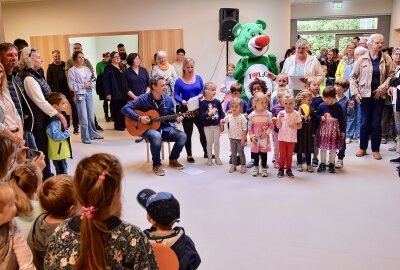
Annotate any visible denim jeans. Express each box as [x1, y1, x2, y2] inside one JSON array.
[[142, 128, 187, 166], [346, 96, 361, 139], [75, 90, 98, 142], [53, 159, 67, 175], [32, 128, 52, 179], [359, 97, 385, 152]]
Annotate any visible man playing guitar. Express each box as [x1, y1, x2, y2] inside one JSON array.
[[122, 75, 187, 176]]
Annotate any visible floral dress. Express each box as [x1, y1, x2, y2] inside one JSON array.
[[44, 216, 158, 270]]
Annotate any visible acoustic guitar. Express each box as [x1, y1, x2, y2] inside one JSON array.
[[125, 109, 198, 136]]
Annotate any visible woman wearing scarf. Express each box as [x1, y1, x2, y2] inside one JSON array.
[[150, 51, 178, 101], [336, 42, 359, 144]]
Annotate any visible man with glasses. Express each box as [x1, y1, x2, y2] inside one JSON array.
[[47, 50, 79, 134]]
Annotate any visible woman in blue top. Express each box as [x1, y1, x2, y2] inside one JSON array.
[[174, 57, 207, 162]]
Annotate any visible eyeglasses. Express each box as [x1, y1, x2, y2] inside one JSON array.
[[113, 55, 121, 59]]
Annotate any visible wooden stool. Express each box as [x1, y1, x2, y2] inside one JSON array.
[[145, 140, 171, 163]]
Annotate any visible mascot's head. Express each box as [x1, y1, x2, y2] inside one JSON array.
[[233, 19, 270, 58]]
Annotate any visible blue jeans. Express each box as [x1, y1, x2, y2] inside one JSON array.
[[75, 90, 98, 142], [143, 128, 187, 166], [52, 159, 67, 175], [346, 96, 361, 139], [32, 128, 52, 179], [360, 97, 385, 152]]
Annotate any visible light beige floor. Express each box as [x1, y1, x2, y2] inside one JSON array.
[[67, 121, 400, 270]]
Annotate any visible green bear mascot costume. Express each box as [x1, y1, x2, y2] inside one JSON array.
[[232, 19, 279, 101]]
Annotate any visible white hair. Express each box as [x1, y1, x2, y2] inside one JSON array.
[[295, 38, 310, 49], [18, 47, 36, 70], [156, 50, 167, 60], [354, 46, 368, 56], [367, 33, 384, 47]]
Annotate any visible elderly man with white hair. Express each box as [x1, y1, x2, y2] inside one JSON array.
[[350, 33, 395, 160]]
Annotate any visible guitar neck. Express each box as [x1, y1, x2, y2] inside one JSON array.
[[151, 113, 181, 123]]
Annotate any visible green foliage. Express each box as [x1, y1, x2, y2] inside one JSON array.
[[297, 18, 377, 32]]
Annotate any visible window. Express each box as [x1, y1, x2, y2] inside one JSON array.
[[297, 18, 378, 32]]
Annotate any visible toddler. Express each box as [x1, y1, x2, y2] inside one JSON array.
[[316, 86, 346, 173], [272, 73, 289, 106], [8, 164, 43, 237], [0, 183, 35, 270], [275, 93, 302, 178], [199, 82, 225, 166], [271, 89, 287, 168], [47, 92, 72, 175], [221, 97, 247, 173], [246, 79, 268, 115], [27, 175, 75, 270], [335, 78, 352, 168], [295, 90, 316, 172], [137, 189, 201, 270], [220, 63, 236, 111], [225, 83, 248, 114], [248, 93, 274, 177], [308, 76, 324, 167]]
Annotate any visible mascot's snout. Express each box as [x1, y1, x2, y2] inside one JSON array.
[[255, 35, 270, 48]]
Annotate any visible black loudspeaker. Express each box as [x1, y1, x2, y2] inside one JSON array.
[[219, 8, 239, 42]]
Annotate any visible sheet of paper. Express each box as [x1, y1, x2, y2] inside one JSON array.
[[187, 96, 200, 111], [181, 167, 205, 176], [288, 76, 307, 90]]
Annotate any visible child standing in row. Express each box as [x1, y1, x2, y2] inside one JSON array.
[[276, 93, 302, 178], [296, 90, 316, 173], [225, 83, 248, 114], [248, 93, 274, 177], [0, 183, 35, 270], [316, 86, 346, 173], [272, 73, 289, 106], [47, 92, 72, 175], [220, 63, 236, 111], [308, 76, 324, 167], [271, 89, 286, 169], [221, 97, 247, 174], [199, 82, 225, 166], [334, 78, 351, 168]]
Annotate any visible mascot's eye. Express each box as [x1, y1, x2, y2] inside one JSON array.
[[251, 33, 255, 37], [259, 32, 262, 35]]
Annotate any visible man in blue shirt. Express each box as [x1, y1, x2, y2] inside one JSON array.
[[122, 76, 187, 176]]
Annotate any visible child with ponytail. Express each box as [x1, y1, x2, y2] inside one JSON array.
[[45, 153, 157, 270]]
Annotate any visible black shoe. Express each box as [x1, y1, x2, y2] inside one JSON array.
[[390, 157, 400, 164], [135, 137, 144, 143], [286, 169, 294, 178], [204, 154, 216, 159], [397, 166, 400, 177], [236, 156, 241, 164], [312, 157, 319, 167], [328, 163, 336, 173], [105, 116, 111, 122], [187, 156, 195, 163], [115, 127, 125, 131], [73, 127, 79, 135], [277, 169, 284, 178], [96, 125, 104, 131], [317, 163, 326, 172]]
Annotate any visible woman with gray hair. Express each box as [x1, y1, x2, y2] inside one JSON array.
[[350, 33, 395, 160], [150, 50, 178, 100], [282, 38, 324, 95], [18, 47, 67, 179], [388, 47, 400, 157]]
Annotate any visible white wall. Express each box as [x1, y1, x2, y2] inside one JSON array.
[[391, 0, 400, 46], [2, 0, 291, 89], [291, 0, 393, 19]]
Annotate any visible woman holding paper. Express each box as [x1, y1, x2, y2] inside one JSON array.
[[174, 57, 207, 163], [281, 38, 323, 95]]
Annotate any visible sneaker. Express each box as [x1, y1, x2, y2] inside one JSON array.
[[207, 158, 212, 166], [91, 135, 104, 140], [96, 124, 104, 131], [390, 157, 400, 164], [240, 165, 247, 174], [328, 163, 336, 173], [286, 169, 294, 178], [381, 137, 388, 144], [252, 166, 259, 177], [215, 158, 223, 165], [335, 159, 343, 168], [187, 156, 195, 163], [312, 158, 319, 167], [296, 163, 303, 172], [82, 139, 91, 144], [389, 146, 397, 152], [307, 165, 314, 173], [277, 169, 284, 178], [372, 152, 382, 160], [229, 165, 236, 173], [247, 160, 255, 168], [153, 165, 165, 176], [73, 127, 79, 135], [169, 159, 184, 170], [261, 168, 268, 177], [356, 149, 366, 157], [273, 161, 279, 169], [345, 138, 351, 144], [317, 163, 326, 172]]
